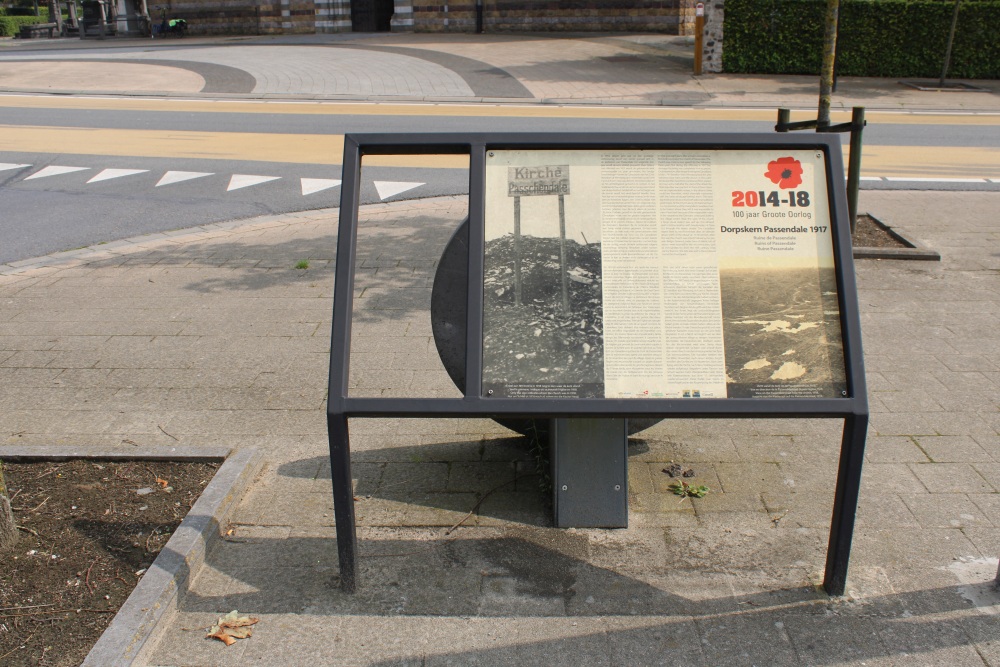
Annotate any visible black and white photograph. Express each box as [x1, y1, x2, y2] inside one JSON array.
[[482, 158, 606, 398], [720, 266, 847, 398]]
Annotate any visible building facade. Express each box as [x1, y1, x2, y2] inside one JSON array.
[[160, 0, 699, 35]]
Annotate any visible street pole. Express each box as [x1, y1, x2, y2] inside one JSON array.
[[846, 107, 865, 236], [693, 3, 704, 76]]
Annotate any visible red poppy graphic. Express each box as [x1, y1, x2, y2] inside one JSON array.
[[764, 157, 803, 189]]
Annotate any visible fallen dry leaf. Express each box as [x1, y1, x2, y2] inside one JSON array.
[[207, 630, 237, 646], [206, 610, 259, 646], [156, 478, 169, 488]]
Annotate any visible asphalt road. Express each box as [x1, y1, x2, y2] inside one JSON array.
[[2, 94, 999, 264]]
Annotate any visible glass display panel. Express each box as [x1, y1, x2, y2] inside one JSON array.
[[482, 148, 847, 399]]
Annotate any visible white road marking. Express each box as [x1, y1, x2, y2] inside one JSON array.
[[374, 180, 424, 200], [87, 168, 150, 183], [301, 178, 341, 195], [156, 171, 215, 187], [4, 158, 996, 194], [227, 174, 281, 192], [24, 165, 89, 180], [884, 177, 987, 183]]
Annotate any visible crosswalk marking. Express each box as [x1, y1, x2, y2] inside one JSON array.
[[87, 168, 150, 184], [227, 174, 282, 192], [24, 165, 89, 180], [374, 180, 424, 200], [8, 158, 992, 197], [156, 171, 215, 187], [301, 178, 342, 195]]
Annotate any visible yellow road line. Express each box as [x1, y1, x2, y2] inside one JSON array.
[[0, 125, 468, 168], [856, 145, 1000, 179], [1, 94, 998, 126], [2, 125, 997, 178]]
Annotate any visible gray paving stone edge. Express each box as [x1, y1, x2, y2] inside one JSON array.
[[0, 446, 263, 667], [855, 212, 942, 261]]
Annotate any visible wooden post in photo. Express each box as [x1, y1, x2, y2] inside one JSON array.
[[513, 195, 523, 306], [558, 194, 570, 313]]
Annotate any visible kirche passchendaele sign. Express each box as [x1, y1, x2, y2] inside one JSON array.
[[326, 133, 868, 597]]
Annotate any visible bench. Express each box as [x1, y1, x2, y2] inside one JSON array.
[[19, 22, 59, 38]]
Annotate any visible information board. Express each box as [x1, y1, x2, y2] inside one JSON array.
[[326, 132, 869, 596], [482, 149, 847, 401]]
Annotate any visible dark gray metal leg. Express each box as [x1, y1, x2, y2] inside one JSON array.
[[824, 413, 869, 595], [327, 413, 358, 592], [551, 418, 628, 528]]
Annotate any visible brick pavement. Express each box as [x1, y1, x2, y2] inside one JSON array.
[[1, 191, 998, 665]]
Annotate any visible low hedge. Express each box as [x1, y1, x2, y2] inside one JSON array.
[[0, 15, 48, 36], [4, 6, 44, 16], [723, 0, 1000, 79]]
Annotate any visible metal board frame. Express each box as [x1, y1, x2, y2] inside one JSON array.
[[327, 132, 869, 595]]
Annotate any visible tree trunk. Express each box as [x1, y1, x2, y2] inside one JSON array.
[[0, 462, 17, 552], [939, 0, 961, 88], [817, 0, 840, 129]]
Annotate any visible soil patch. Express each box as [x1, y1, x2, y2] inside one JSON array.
[[854, 214, 908, 249], [0, 459, 219, 667]]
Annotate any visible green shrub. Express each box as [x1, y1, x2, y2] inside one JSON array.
[[5, 7, 41, 16], [723, 0, 1000, 79], [0, 15, 48, 36]]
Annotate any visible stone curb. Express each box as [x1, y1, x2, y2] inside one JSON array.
[[0, 86, 995, 113], [853, 212, 942, 261], [0, 446, 263, 667]]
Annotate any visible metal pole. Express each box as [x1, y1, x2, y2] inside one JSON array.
[[846, 106, 865, 237], [823, 412, 868, 596], [558, 194, 570, 313], [693, 4, 704, 76], [776, 108, 790, 132], [327, 135, 363, 593], [513, 196, 522, 307], [328, 414, 358, 592]]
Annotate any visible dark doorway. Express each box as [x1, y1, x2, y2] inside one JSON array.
[[351, 0, 394, 31]]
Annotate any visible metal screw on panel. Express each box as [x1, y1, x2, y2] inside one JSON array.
[[487, 389, 494, 395], [489, 152, 495, 157], [561, 485, 568, 491], [842, 391, 848, 396], [614, 485, 621, 491]]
